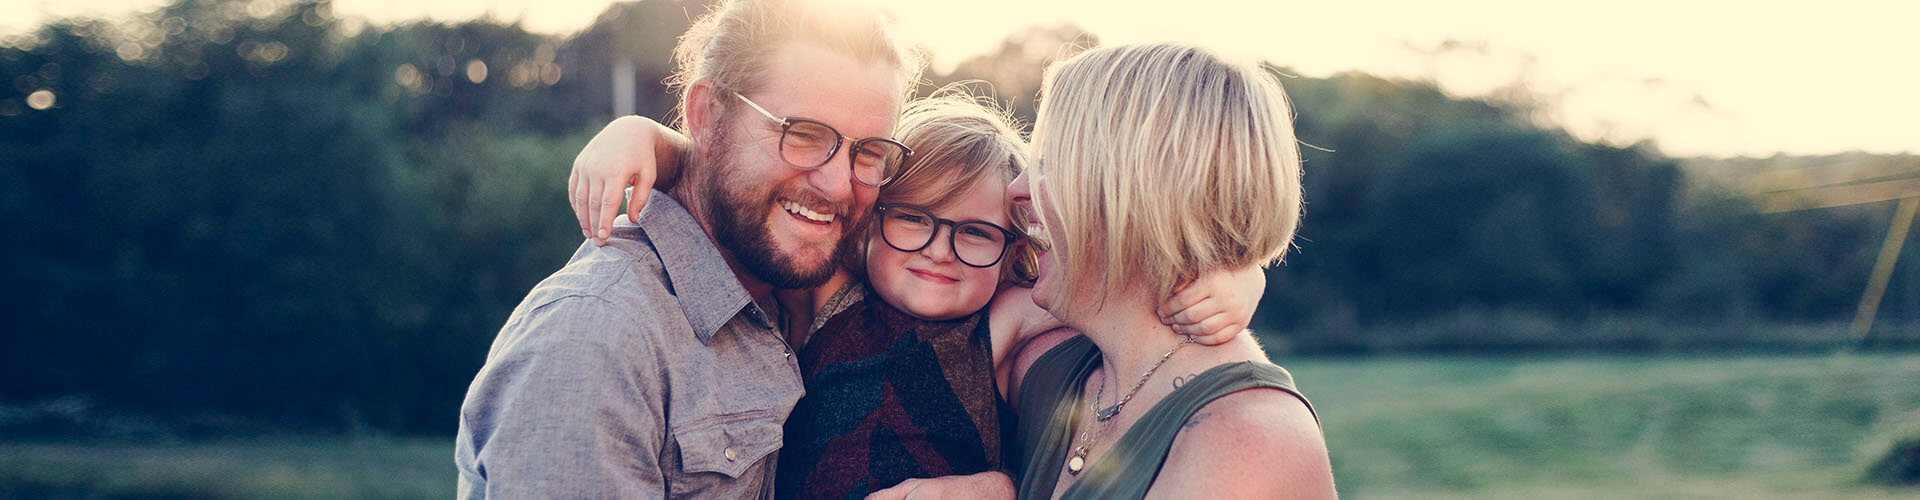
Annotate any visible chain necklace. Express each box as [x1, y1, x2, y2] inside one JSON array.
[[1066, 335, 1197, 475]]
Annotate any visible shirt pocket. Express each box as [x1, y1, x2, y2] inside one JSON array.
[[674, 409, 783, 478]]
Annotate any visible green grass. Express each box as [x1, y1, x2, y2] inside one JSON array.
[[1283, 353, 1920, 499], [4, 354, 1918, 499], [0, 437, 452, 499]]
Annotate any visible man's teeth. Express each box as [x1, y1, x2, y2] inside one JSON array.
[[780, 200, 834, 223]]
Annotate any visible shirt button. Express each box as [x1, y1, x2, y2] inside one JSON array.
[[724, 447, 737, 461], [783, 350, 792, 358]]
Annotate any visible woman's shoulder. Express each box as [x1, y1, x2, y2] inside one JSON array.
[[1148, 367, 1335, 499], [1005, 329, 1091, 407]]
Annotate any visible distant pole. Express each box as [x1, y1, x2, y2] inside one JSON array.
[[1852, 196, 1920, 346], [612, 58, 636, 117]]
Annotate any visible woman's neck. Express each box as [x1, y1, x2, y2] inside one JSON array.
[[1071, 289, 1266, 417]]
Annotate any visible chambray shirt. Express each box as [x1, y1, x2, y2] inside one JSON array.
[[456, 191, 805, 499]]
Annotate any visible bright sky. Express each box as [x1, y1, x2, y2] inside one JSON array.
[[5, 0, 1916, 158]]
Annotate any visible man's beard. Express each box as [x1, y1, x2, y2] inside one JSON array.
[[695, 127, 849, 290]]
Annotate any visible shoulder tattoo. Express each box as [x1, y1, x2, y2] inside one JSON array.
[[1171, 373, 1199, 390], [1181, 411, 1213, 431]]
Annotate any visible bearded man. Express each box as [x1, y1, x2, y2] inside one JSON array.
[[454, 0, 918, 497]]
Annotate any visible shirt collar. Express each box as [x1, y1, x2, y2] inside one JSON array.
[[631, 190, 773, 345]]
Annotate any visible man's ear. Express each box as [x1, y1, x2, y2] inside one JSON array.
[[684, 77, 721, 151]]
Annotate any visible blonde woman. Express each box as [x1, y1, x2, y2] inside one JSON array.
[[994, 43, 1335, 499]]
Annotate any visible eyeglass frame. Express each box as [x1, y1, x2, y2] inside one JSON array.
[[874, 203, 1021, 268], [732, 91, 913, 188]]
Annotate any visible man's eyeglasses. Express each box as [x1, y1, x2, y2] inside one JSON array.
[[876, 204, 1019, 268], [733, 92, 912, 187]]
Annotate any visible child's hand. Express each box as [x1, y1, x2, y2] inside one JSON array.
[[568, 116, 689, 245], [864, 471, 1014, 500], [1157, 265, 1267, 345]]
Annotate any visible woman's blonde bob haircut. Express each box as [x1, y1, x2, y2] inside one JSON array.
[[1032, 43, 1303, 307]]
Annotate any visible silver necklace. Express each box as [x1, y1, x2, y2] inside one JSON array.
[[1066, 335, 1197, 475]]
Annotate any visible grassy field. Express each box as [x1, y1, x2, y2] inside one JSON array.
[[4, 353, 1917, 499], [0, 437, 453, 499], [1288, 352, 1920, 499]]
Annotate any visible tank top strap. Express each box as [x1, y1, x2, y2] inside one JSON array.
[[1060, 361, 1316, 500], [1012, 335, 1102, 500]]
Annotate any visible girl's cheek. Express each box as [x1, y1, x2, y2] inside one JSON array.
[[961, 267, 1001, 307]]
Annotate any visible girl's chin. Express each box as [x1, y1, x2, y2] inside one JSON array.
[[900, 294, 984, 321], [904, 307, 966, 321]]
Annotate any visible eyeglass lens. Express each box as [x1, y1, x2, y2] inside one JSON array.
[[778, 120, 908, 186], [880, 206, 1010, 267]]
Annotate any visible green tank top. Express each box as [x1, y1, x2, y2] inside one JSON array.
[[1013, 335, 1317, 500]]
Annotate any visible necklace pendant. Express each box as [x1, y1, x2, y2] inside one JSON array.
[[1067, 455, 1085, 474], [1095, 406, 1120, 421]]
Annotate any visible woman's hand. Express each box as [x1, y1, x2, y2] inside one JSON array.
[[1157, 265, 1267, 345], [568, 116, 690, 245], [864, 472, 1015, 500]]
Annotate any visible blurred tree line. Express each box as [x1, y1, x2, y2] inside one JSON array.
[[1, 0, 1914, 434]]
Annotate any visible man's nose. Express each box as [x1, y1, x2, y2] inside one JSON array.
[[806, 143, 856, 203]]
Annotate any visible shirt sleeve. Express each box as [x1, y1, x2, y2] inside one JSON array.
[[456, 296, 667, 499]]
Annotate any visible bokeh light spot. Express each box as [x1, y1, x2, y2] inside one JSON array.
[[465, 59, 487, 84], [116, 43, 145, 61], [393, 64, 425, 93], [26, 90, 55, 110], [259, 41, 289, 63]]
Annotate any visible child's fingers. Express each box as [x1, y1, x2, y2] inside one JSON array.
[[1157, 282, 1209, 319], [569, 166, 589, 239], [599, 180, 626, 242], [1173, 313, 1242, 345], [625, 184, 642, 224], [586, 177, 607, 245], [1163, 294, 1225, 326], [627, 167, 656, 222]]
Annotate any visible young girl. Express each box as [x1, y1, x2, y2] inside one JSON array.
[[567, 87, 1266, 498]]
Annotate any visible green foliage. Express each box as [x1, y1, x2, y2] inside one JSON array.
[[0, 0, 592, 432]]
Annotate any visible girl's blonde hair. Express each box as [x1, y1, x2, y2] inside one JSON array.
[[1032, 43, 1302, 306], [859, 84, 1037, 286]]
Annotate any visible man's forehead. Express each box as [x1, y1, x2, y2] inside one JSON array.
[[755, 42, 904, 136]]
